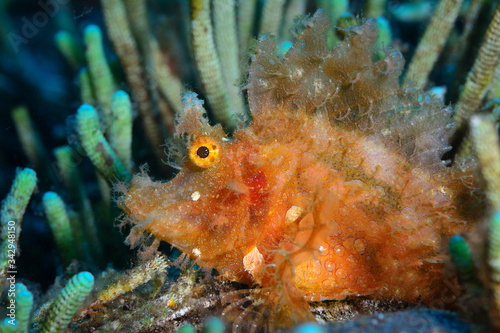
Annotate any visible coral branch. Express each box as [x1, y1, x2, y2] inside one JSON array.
[[190, 0, 237, 131], [54, 30, 84, 69], [282, 0, 308, 42], [490, 60, 500, 99], [101, 0, 165, 161], [42, 192, 77, 266], [374, 17, 393, 60], [109, 90, 133, 171], [151, 38, 184, 115], [0, 284, 33, 333], [259, 0, 286, 37], [453, 3, 500, 131], [76, 104, 131, 183], [237, 0, 258, 55], [213, 0, 247, 120], [318, 0, 348, 23], [365, 0, 387, 18], [470, 114, 500, 209], [11, 106, 53, 181], [78, 68, 95, 105], [84, 25, 115, 123], [14, 284, 33, 333], [91, 254, 168, 307], [0, 168, 37, 281], [403, 0, 464, 89], [41, 272, 94, 333], [490, 212, 500, 325], [53, 146, 102, 263], [449, 235, 476, 284]]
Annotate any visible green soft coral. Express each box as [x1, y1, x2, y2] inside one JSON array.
[[42, 192, 77, 266], [41, 272, 94, 333], [0, 283, 34, 333], [0, 168, 37, 281], [76, 104, 131, 183]]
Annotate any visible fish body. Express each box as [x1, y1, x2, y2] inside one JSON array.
[[121, 11, 481, 329]]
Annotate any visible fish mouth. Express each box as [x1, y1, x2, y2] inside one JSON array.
[[119, 173, 199, 250], [124, 193, 199, 248]]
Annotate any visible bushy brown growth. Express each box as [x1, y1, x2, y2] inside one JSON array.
[[247, 15, 401, 124], [247, 11, 455, 170]]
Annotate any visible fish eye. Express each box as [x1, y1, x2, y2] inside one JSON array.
[[196, 146, 210, 158], [189, 136, 220, 168]]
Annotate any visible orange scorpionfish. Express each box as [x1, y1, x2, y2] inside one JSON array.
[[121, 11, 482, 331]]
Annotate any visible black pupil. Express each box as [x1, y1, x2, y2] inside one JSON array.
[[196, 146, 210, 158]]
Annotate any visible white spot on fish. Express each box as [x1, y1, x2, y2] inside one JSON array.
[[285, 205, 303, 225], [191, 191, 200, 201]]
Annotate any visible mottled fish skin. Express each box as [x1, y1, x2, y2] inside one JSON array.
[[121, 11, 482, 331]]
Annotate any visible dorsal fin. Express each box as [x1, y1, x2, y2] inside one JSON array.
[[247, 10, 455, 169], [247, 11, 403, 128]]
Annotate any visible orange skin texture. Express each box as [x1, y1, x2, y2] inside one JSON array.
[[121, 12, 481, 329]]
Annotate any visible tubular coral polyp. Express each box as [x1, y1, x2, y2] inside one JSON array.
[[121, 11, 483, 330]]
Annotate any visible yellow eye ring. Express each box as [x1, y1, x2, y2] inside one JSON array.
[[188, 136, 220, 168]]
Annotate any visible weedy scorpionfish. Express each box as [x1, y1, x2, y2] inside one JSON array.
[[120, 11, 482, 331]]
